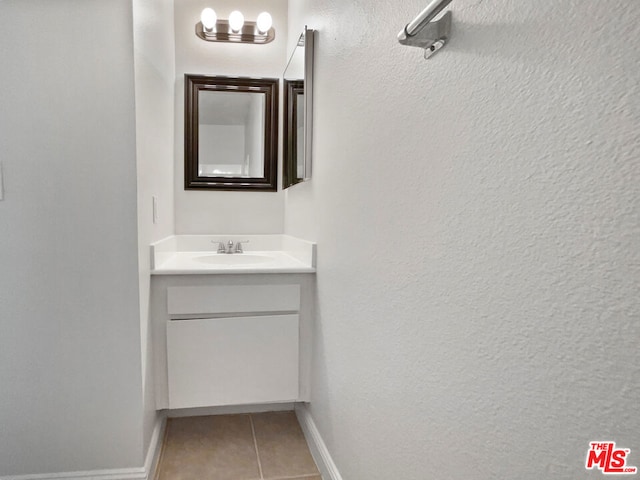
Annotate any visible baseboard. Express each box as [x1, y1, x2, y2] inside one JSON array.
[[1, 416, 166, 480], [295, 403, 343, 480], [143, 415, 166, 480], [0, 468, 148, 480]]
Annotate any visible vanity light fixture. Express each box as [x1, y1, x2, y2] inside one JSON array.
[[398, 0, 453, 59], [256, 12, 273, 34], [196, 8, 275, 44], [201, 8, 217, 32], [228, 10, 244, 32]]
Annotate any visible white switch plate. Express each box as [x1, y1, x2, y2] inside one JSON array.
[[152, 195, 158, 224], [0, 161, 4, 201]]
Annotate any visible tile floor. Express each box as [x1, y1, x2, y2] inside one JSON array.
[[155, 411, 321, 480]]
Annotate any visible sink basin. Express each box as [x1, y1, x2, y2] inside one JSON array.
[[194, 254, 274, 266]]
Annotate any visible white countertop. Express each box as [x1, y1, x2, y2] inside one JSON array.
[[150, 235, 316, 275]]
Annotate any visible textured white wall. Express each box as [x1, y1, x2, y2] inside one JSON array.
[[0, 0, 144, 475], [174, 0, 288, 234], [285, 1, 640, 479], [132, 0, 176, 460]]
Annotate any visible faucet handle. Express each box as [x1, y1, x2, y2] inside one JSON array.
[[235, 240, 250, 253], [211, 240, 226, 253]]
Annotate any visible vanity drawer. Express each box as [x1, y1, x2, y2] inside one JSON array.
[[166, 314, 299, 408], [167, 285, 300, 315]]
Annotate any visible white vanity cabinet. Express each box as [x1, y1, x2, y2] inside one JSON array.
[[167, 314, 299, 408], [151, 275, 314, 410]]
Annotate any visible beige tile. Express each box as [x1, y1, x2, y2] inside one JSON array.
[[272, 477, 322, 480], [157, 415, 260, 480], [252, 411, 319, 479]]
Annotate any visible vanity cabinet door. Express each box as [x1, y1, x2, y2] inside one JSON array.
[[166, 314, 299, 408]]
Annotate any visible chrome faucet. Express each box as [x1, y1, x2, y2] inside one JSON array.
[[211, 240, 249, 254], [235, 240, 249, 253]]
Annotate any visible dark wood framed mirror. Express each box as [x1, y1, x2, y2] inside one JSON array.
[[184, 74, 279, 191], [283, 80, 304, 189], [282, 26, 315, 190]]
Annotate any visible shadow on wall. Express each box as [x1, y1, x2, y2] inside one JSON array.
[[447, 17, 617, 67]]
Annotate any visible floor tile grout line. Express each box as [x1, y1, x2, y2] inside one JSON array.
[[249, 413, 265, 480]]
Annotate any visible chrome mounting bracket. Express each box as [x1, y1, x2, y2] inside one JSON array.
[[397, 10, 452, 59]]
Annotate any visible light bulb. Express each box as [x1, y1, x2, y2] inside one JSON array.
[[200, 8, 217, 31], [229, 10, 244, 32], [256, 12, 272, 34]]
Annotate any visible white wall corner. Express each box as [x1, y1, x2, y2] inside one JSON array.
[[295, 403, 343, 480], [0, 416, 166, 480]]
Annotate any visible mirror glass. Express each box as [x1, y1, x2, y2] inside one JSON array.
[[185, 75, 278, 191], [198, 91, 265, 178], [283, 80, 304, 187], [283, 27, 314, 189]]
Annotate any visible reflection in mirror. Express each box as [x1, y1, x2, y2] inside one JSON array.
[[296, 91, 304, 176], [185, 75, 278, 191], [198, 91, 265, 178], [283, 80, 303, 188], [282, 27, 314, 189]]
